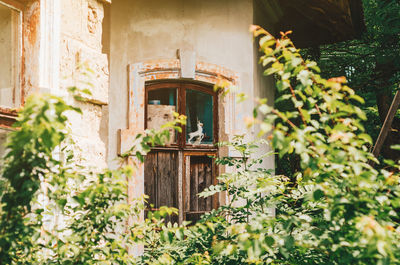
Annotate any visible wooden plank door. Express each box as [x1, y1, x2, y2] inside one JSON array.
[[184, 155, 214, 223], [144, 151, 178, 223]]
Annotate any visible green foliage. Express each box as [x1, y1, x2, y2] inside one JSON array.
[[303, 0, 400, 97], [249, 26, 400, 264], [122, 112, 186, 163], [133, 28, 400, 264], [202, 136, 275, 223], [0, 92, 184, 264], [2, 24, 400, 265], [41, 168, 141, 264], [301, 0, 400, 160], [0, 93, 79, 263], [134, 135, 278, 264]]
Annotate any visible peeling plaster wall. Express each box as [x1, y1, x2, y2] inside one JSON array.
[[23, 0, 40, 99], [109, 0, 274, 169], [59, 0, 109, 169]]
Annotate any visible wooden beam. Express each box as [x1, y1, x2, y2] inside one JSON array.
[[281, 0, 353, 37], [270, 0, 365, 47], [256, 0, 283, 25], [372, 90, 400, 158]]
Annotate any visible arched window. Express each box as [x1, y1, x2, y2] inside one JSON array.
[[144, 81, 218, 223], [119, 60, 239, 224], [145, 82, 218, 147]]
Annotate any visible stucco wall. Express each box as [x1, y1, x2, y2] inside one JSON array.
[[109, 0, 274, 168], [253, 0, 276, 171]]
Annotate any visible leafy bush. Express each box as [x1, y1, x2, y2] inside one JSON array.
[[0, 92, 185, 264], [1, 27, 400, 265], [134, 27, 400, 264], [249, 26, 400, 264]]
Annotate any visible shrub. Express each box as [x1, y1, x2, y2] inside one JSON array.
[[134, 27, 400, 264], [1, 27, 400, 265]]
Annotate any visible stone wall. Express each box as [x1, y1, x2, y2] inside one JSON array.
[[59, 0, 109, 169], [1, 0, 109, 170]]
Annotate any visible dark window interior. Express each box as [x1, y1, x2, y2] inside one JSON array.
[[148, 87, 177, 107], [186, 89, 213, 145]]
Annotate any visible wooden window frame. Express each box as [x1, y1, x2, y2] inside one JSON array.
[[0, 0, 23, 130], [0, 107, 17, 130], [144, 81, 220, 223], [145, 81, 219, 151], [120, 60, 239, 224]]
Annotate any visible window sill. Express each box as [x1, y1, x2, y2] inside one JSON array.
[[149, 145, 217, 152], [0, 107, 17, 129]]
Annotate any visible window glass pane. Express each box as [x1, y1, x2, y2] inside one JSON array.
[[0, 3, 20, 108], [147, 87, 177, 144], [186, 89, 213, 145]]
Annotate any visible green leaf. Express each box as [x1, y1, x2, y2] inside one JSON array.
[[313, 189, 324, 200], [391, 144, 400, 150]]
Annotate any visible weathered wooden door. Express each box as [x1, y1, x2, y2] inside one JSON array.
[[144, 150, 179, 223], [184, 155, 215, 223]]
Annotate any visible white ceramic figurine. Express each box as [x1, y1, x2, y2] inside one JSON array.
[[188, 120, 204, 145]]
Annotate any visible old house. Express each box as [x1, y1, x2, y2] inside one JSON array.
[[0, 0, 364, 223]]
